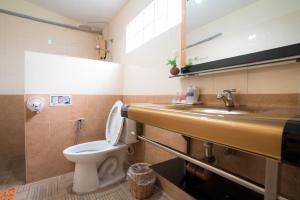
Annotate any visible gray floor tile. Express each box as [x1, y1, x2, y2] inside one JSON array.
[[1, 171, 170, 200], [0, 158, 25, 190]]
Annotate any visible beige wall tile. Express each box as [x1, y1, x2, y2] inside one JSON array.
[[143, 126, 186, 152], [0, 95, 24, 160], [279, 164, 300, 199], [180, 62, 300, 96], [247, 63, 300, 94], [123, 95, 174, 104], [180, 69, 248, 95], [25, 121, 51, 158], [181, 75, 215, 94], [298, 93, 300, 112], [132, 125, 186, 165], [247, 94, 299, 108], [213, 70, 248, 94]]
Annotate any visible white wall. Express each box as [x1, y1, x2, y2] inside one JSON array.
[[0, 12, 97, 94], [109, 0, 182, 95], [0, 0, 80, 27], [25, 51, 123, 94], [186, 0, 300, 64]]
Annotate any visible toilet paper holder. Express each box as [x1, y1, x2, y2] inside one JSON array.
[[26, 96, 45, 113]]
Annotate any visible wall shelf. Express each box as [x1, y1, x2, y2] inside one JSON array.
[[169, 57, 300, 78]]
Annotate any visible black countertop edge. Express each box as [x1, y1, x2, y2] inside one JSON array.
[[282, 115, 300, 167]]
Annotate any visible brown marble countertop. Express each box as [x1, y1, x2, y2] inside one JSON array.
[[124, 103, 300, 161]]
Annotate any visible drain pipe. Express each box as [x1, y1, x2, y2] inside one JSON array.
[[182, 136, 215, 181], [186, 142, 215, 181]]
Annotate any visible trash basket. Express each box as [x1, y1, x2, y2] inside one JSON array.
[[127, 163, 156, 199]]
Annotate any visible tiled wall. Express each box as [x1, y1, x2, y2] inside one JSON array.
[[0, 95, 24, 160], [181, 62, 300, 104], [23, 50, 122, 182], [25, 95, 122, 182], [0, 12, 99, 178]]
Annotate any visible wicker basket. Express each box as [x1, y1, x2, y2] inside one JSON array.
[[127, 163, 156, 199]]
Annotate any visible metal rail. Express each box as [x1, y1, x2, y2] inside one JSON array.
[[0, 8, 101, 34], [137, 135, 288, 200], [186, 33, 222, 49]]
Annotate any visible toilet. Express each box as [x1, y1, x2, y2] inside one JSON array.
[[63, 101, 138, 194]]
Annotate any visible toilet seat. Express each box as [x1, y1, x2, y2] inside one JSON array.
[[105, 101, 124, 145]]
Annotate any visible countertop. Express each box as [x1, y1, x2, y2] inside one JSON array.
[[122, 103, 300, 162]]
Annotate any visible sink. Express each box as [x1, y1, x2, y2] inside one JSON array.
[[189, 108, 249, 115], [160, 104, 265, 115]]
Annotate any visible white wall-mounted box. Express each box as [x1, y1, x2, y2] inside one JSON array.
[[49, 95, 72, 106]]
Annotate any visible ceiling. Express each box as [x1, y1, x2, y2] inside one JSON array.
[[187, 0, 257, 32], [25, 0, 128, 31]]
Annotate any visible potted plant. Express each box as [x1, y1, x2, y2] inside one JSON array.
[[181, 56, 198, 73], [166, 55, 180, 75], [186, 57, 193, 68]]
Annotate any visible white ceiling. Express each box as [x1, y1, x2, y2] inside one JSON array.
[[187, 0, 257, 32], [25, 0, 128, 31]]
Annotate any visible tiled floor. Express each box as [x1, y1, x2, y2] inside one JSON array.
[[0, 158, 25, 190], [1, 172, 170, 200]]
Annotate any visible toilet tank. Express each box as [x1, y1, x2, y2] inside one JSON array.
[[121, 119, 138, 144]]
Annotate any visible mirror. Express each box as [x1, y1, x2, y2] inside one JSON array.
[[183, 0, 300, 73]]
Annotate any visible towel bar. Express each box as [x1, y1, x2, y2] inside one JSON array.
[[137, 135, 288, 200]]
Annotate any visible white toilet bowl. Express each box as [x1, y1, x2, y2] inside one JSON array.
[[63, 101, 138, 194]]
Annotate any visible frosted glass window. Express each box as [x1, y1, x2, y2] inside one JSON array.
[[154, 17, 167, 36], [126, 0, 181, 53], [135, 14, 144, 32], [144, 24, 154, 42], [155, 0, 167, 19], [167, 0, 181, 28], [126, 22, 135, 40], [144, 2, 155, 26]]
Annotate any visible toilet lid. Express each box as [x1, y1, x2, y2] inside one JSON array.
[[105, 101, 124, 145]]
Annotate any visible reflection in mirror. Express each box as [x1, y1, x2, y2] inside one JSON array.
[[185, 0, 300, 68]]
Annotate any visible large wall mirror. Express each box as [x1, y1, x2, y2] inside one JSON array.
[[181, 0, 300, 74]]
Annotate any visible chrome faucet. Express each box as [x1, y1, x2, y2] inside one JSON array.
[[217, 89, 236, 107]]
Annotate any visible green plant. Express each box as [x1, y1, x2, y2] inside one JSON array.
[[166, 56, 177, 68], [185, 57, 193, 68]]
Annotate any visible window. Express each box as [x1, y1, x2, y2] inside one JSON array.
[[126, 0, 181, 53]]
